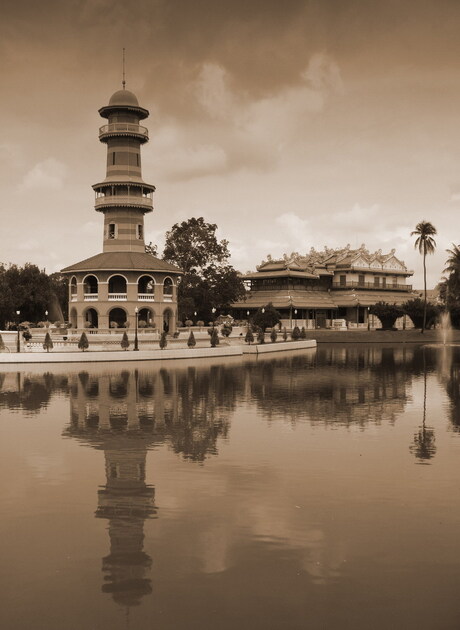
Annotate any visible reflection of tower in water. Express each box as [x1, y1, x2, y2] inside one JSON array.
[[66, 370, 160, 608]]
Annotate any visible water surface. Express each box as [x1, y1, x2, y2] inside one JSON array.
[[1, 345, 460, 629]]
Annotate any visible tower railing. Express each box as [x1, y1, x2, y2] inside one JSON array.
[[99, 123, 148, 140], [95, 195, 153, 210]]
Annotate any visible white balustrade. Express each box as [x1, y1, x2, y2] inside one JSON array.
[[84, 294, 99, 301], [138, 293, 155, 301], [108, 293, 127, 301]]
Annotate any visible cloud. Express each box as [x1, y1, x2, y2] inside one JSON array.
[[22, 158, 67, 190], [152, 54, 343, 180]]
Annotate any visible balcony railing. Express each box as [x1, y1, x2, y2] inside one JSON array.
[[84, 293, 98, 301], [138, 293, 155, 301], [332, 281, 412, 291], [108, 293, 127, 301], [95, 195, 153, 210], [163, 294, 173, 301], [99, 123, 149, 141]]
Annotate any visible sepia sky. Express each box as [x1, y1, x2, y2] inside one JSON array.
[[2, 0, 460, 287]]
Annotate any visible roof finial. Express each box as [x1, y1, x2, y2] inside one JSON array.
[[122, 48, 126, 90]]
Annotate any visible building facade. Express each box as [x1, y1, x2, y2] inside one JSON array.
[[232, 245, 415, 328], [61, 87, 181, 332]]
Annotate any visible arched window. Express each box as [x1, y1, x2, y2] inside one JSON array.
[[163, 277, 173, 297], [83, 275, 98, 295], [108, 275, 127, 297], [138, 275, 154, 296], [70, 277, 77, 301]]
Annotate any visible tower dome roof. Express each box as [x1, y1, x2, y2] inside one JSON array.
[[108, 89, 139, 107]]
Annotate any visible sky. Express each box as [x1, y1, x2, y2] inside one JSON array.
[[2, 0, 460, 288]]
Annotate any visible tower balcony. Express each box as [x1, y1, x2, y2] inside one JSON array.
[[95, 194, 153, 211], [99, 123, 149, 142]]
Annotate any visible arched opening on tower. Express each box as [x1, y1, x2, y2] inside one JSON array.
[[163, 308, 173, 333], [83, 274, 99, 295], [69, 308, 77, 328], [108, 275, 127, 296], [138, 275, 155, 297], [163, 277, 173, 299], [109, 307, 128, 328], [138, 308, 155, 328], [84, 308, 99, 329], [70, 277, 77, 300]]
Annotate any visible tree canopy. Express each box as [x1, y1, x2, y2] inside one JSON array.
[[163, 217, 245, 322]]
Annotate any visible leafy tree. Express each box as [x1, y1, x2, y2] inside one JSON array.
[[411, 221, 437, 333], [369, 302, 404, 330], [210, 327, 219, 347], [402, 298, 439, 329], [159, 331, 168, 349], [43, 332, 53, 353], [270, 328, 277, 343], [187, 330, 196, 348], [121, 331, 130, 350], [78, 332, 89, 351], [252, 303, 281, 332], [291, 326, 301, 340], [163, 217, 245, 320], [245, 326, 254, 345]]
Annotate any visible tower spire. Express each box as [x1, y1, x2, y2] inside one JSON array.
[[122, 48, 126, 90]]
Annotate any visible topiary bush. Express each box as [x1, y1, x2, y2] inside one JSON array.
[[210, 327, 219, 347], [283, 327, 288, 341], [78, 332, 89, 351], [300, 326, 306, 339], [138, 320, 147, 328], [187, 330, 196, 347], [270, 328, 277, 343], [245, 327, 254, 344], [121, 331, 130, 350], [159, 331, 168, 349], [291, 326, 301, 340], [257, 328, 265, 344], [43, 332, 53, 353]]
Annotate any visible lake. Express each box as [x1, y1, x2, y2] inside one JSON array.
[[1, 344, 460, 629]]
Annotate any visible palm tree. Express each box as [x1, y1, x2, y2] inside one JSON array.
[[443, 244, 460, 309], [411, 221, 437, 333]]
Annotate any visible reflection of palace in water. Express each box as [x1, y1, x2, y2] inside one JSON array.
[[1, 347, 454, 606]]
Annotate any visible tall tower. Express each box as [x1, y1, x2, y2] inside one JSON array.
[[61, 81, 181, 333], [94, 89, 155, 253]]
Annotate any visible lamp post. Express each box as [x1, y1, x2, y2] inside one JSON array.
[[212, 306, 216, 327], [134, 306, 139, 351], [294, 309, 297, 327], [16, 310, 20, 353], [367, 307, 370, 331]]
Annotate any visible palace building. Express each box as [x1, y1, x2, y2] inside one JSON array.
[[61, 86, 181, 333], [232, 245, 415, 328]]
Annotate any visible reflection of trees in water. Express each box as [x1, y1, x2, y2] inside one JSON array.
[[247, 347, 416, 427], [435, 346, 460, 432], [0, 372, 68, 414]]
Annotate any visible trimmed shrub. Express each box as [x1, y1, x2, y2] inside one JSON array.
[[0, 334, 5, 351], [187, 330, 196, 348], [282, 327, 288, 341], [221, 323, 232, 337], [291, 326, 301, 340], [138, 319, 147, 328], [270, 328, 277, 343], [197, 320, 205, 328], [22, 330, 32, 342], [185, 319, 193, 327], [109, 321, 118, 329], [121, 331, 130, 350], [369, 302, 404, 330], [78, 332, 89, 351], [300, 326, 306, 339], [43, 332, 53, 353], [257, 328, 265, 344], [210, 327, 219, 347], [245, 327, 254, 344], [159, 331, 168, 349]]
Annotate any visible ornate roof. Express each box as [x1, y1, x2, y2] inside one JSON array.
[[61, 252, 182, 274]]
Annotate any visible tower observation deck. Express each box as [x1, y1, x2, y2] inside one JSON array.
[[93, 88, 156, 253]]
